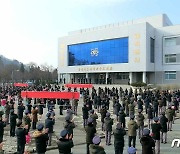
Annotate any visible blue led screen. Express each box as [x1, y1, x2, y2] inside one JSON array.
[[68, 37, 128, 66]]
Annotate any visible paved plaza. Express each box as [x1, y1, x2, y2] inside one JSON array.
[[1, 85, 180, 154]]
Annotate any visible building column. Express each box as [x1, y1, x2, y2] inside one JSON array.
[[106, 72, 109, 84], [129, 72, 133, 84], [143, 72, 146, 83], [86, 73, 88, 79]]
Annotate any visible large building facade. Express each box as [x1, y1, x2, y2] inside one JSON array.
[[58, 14, 180, 84]]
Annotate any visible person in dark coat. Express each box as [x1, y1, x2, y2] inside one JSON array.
[[140, 128, 155, 154], [10, 109, 18, 137], [45, 112, 55, 146], [100, 105, 107, 131], [89, 110, 98, 129], [89, 136, 106, 154], [147, 105, 153, 129], [23, 110, 31, 132], [64, 115, 75, 138], [17, 102, 25, 120], [151, 117, 162, 154], [4, 101, 11, 124], [113, 123, 126, 154], [136, 109, 145, 139], [85, 118, 96, 154], [118, 107, 126, 129], [153, 99, 159, 117], [104, 112, 113, 145], [160, 112, 168, 143], [82, 103, 89, 128], [33, 124, 49, 154], [15, 121, 28, 154], [57, 129, 74, 154], [0, 117, 6, 143]]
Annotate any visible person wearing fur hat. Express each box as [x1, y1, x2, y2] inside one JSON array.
[[31, 105, 38, 130], [136, 109, 145, 139], [140, 128, 155, 154], [118, 107, 126, 129], [89, 136, 106, 154], [85, 118, 96, 154], [57, 129, 74, 154], [166, 105, 174, 131], [23, 110, 31, 132], [33, 123, 49, 154], [128, 114, 138, 148], [89, 110, 98, 129], [10, 109, 18, 137], [151, 117, 162, 154], [17, 102, 25, 120], [100, 104, 107, 131], [45, 112, 55, 146], [82, 103, 89, 128], [113, 123, 126, 154], [160, 112, 168, 143], [104, 112, 113, 145]]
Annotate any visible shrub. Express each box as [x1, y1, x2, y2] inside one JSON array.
[[131, 82, 147, 87]]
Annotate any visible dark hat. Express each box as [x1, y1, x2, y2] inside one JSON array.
[[87, 117, 93, 124], [162, 112, 165, 115], [10, 109, 14, 113], [33, 105, 36, 108], [16, 121, 22, 127], [138, 109, 142, 113], [92, 136, 101, 145], [37, 123, 44, 131], [116, 123, 122, 129], [130, 114, 135, 119], [49, 106, 53, 111], [65, 115, 71, 121], [25, 110, 29, 115], [154, 117, 159, 122], [128, 146, 136, 154], [60, 130, 68, 138], [46, 112, 51, 118], [143, 128, 150, 136], [89, 110, 94, 114], [106, 112, 110, 117], [120, 107, 124, 111]]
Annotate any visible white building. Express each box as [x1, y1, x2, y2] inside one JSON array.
[[58, 14, 180, 84]]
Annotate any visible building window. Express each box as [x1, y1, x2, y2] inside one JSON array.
[[165, 54, 176, 63], [150, 38, 155, 63], [165, 36, 180, 46], [165, 71, 176, 80], [116, 73, 129, 80]]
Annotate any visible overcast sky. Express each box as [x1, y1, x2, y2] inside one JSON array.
[[0, 0, 180, 67]]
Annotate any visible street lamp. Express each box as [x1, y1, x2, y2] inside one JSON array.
[[11, 70, 20, 83]]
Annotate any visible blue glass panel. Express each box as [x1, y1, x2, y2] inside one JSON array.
[[68, 37, 129, 66]]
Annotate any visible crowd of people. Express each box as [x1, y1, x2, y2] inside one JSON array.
[[0, 84, 179, 154]]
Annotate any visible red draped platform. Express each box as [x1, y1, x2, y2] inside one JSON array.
[[65, 84, 93, 88], [14, 83, 28, 87], [21, 91, 80, 99]]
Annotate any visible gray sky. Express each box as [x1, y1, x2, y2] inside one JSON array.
[[0, 0, 180, 67]]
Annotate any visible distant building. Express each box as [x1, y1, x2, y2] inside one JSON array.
[[58, 14, 180, 84]]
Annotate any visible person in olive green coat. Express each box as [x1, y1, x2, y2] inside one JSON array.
[[128, 101, 135, 116], [166, 106, 174, 131], [89, 110, 98, 129], [128, 115, 138, 148], [89, 136, 106, 154], [136, 109, 145, 139], [23, 110, 31, 132]]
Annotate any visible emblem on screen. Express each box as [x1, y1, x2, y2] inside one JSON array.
[[91, 48, 99, 56]]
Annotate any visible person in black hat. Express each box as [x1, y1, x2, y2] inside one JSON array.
[[57, 129, 74, 154], [15, 121, 28, 154], [10, 109, 18, 137], [160, 112, 168, 143], [113, 123, 126, 154], [89, 110, 98, 129], [85, 118, 96, 154], [82, 103, 89, 128], [0, 117, 6, 143], [140, 128, 155, 154], [45, 112, 55, 146], [17, 102, 25, 120], [64, 115, 75, 138], [33, 123, 49, 154], [100, 104, 107, 131], [89, 136, 106, 154], [128, 114, 138, 148], [118, 107, 126, 129], [151, 117, 162, 154], [104, 112, 113, 145], [23, 110, 31, 132], [136, 109, 145, 139]]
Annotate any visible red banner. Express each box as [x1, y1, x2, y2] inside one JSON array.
[[21, 91, 80, 99], [14, 83, 28, 87], [65, 84, 93, 88]]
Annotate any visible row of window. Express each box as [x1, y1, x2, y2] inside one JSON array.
[[165, 71, 176, 80], [165, 36, 180, 47]]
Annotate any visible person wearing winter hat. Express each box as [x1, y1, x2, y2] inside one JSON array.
[[104, 112, 113, 145], [136, 109, 145, 139], [33, 123, 49, 154], [100, 104, 107, 131], [128, 114, 138, 148], [151, 117, 162, 154], [64, 115, 75, 138], [82, 103, 89, 128], [23, 110, 31, 132], [10, 109, 18, 137], [113, 123, 126, 154], [160, 112, 168, 144], [31, 105, 38, 130], [45, 112, 55, 146], [127, 146, 136, 154], [118, 108, 126, 129], [140, 128, 155, 154], [85, 118, 96, 154], [57, 129, 74, 154], [89, 136, 106, 154], [89, 109, 98, 129]]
